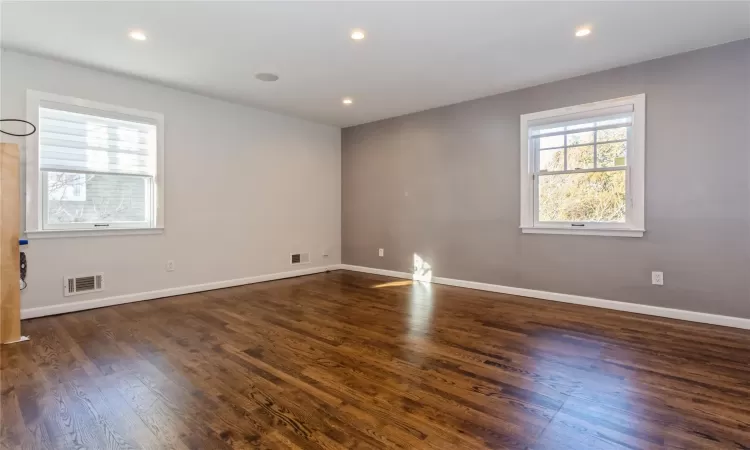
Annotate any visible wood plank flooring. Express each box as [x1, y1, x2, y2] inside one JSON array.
[[3, 270, 750, 449]]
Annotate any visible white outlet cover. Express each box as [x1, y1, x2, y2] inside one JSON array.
[[166, 260, 175, 272], [378, 248, 384, 257], [651, 271, 663, 285]]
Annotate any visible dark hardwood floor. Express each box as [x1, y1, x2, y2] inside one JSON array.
[[3, 270, 750, 449]]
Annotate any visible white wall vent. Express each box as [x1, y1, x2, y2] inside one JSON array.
[[290, 252, 310, 265], [64, 274, 104, 296]]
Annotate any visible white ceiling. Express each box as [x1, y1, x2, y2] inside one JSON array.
[[2, 1, 749, 127]]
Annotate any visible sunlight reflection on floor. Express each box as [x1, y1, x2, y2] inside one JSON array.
[[372, 280, 414, 288]]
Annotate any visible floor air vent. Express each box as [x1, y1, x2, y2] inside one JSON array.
[[290, 252, 310, 265], [64, 274, 104, 296]]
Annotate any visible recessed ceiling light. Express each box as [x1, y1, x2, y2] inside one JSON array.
[[255, 73, 279, 82], [575, 27, 591, 37], [129, 30, 147, 41], [342, 98, 353, 105], [350, 30, 365, 40]]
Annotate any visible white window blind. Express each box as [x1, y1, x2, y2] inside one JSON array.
[[527, 104, 633, 130], [39, 107, 157, 176]]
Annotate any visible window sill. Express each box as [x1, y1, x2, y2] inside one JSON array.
[[521, 227, 644, 238], [25, 227, 164, 239]]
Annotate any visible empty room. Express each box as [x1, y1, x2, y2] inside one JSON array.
[[1, 1, 749, 449]]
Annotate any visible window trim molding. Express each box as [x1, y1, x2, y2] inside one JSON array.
[[25, 90, 165, 236], [519, 94, 645, 238], [25, 228, 165, 239]]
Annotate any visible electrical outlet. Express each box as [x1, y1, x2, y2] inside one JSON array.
[[378, 248, 384, 257], [652, 271, 663, 286], [166, 260, 175, 272]]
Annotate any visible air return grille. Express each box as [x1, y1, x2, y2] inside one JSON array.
[[64, 274, 104, 296], [290, 253, 310, 265]]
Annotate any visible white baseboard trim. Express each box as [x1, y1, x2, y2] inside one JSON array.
[[23, 263, 750, 330], [21, 266, 335, 319], [337, 264, 750, 330]]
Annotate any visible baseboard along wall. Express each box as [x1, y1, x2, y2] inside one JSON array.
[[338, 264, 750, 330], [21, 263, 750, 330], [21, 266, 335, 319]]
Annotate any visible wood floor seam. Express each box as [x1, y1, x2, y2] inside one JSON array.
[[528, 390, 571, 449]]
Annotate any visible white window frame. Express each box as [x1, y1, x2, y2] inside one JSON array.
[[520, 94, 645, 238], [25, 90, 165, 238]]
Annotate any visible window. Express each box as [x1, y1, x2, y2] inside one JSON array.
[[26, 91, 164, 236], [520, 94, 645, 237]]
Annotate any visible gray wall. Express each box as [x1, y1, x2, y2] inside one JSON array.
[[342, 39, 750, 318], [2, 50, 341, 313]]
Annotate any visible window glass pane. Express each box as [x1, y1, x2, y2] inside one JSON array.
[[567, 145, 594, 170], [566, 131, 594, 146], [47, 173, 87, 201], [538, 170, 626, 223], [597, 127, 628, 142], [46, 171, 150, 226], [597, 142, 627, 168], [539, 135, 564, 149], [539, 148, 564, 172]]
